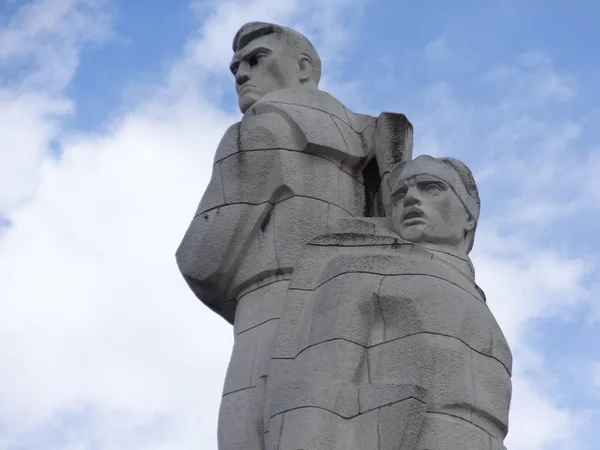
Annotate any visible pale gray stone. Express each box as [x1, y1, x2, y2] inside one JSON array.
[[218, 387, 264, 450], [223, 326, 258, 395], [377, 399, 428, 450], [417, 414, 493, 450], [264, 413, 283, 450], [234, 279, 288, 335], [264, 156, 512, 449], [176, 20, 510, 450], [176, 22, 412, 450]]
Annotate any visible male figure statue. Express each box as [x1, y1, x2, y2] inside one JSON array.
[[176, 22, 411, 449], [266, 155, 512, 449]]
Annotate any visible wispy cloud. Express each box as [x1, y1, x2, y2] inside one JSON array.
[[0, 0, 369, 448], [485, 52, 577, 104], [1, 2, 598, 449], [412, 37, 599, 450], [0, 0, 113, 215]]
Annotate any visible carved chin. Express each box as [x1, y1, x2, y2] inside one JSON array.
[[400, 223, 428, 242], [239, 92, 260, 112]]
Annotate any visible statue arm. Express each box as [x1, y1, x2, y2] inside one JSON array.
[[176, 111, 307, 323], [372, 113, 413, 214], [175, 123, 245, 322]]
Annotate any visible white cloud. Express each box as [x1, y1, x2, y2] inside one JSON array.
[[0, 0, 112, 215], [485, 52, 577, 103], [0, 0, 367, 448], [473, 228, 591, 347], [1, 1, 598, 449], [507, 376, 585, 450], [411, 46, 598, 449]]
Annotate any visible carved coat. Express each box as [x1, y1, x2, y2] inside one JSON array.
[[265, 217, 512, 450], [176, 87, 412, 450], [176, 88, 412, 324]]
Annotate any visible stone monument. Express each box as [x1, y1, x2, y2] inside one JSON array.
[[264, 155, 512, 449], [176, 22, 511, 450]]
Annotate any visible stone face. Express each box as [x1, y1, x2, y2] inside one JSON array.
[[176, 20, 511, 450]]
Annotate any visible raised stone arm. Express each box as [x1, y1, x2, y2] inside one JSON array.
[[373, 112, 414, 215]]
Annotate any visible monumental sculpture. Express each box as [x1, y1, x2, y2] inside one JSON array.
[[264, 156, 512, 449], [176, 21, 512, 450]]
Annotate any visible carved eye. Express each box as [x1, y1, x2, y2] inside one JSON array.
[[423, 183, 442, 194], [393, 190, 407, 203], [248, 54, 264, 67]]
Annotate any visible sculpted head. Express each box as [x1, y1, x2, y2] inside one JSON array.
[[389, 155, 480, 254], [231, 22, 322, 113]]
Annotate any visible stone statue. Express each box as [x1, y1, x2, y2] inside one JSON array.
[[264, 155, 512, 449], [176, 22, 412, 449]]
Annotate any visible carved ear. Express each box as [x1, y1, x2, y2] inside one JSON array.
[[298, 54, 314, 83], [465, 213, 476, 232], [464, 214, 477, 253]]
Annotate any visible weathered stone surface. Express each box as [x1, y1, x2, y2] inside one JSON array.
[[269, 339, 366, 419], [239, 111, 305, 152], [176, 20, 510, 450], [373, 112, 414, 214], [176, 21, 414, 449], [276, 407, 346, 450], [218, 387, 264, 450], [417, 414, 493, 450], [223, 326, 259, 395], [234, 279, 288, 335], [264, 156, 512, 449]]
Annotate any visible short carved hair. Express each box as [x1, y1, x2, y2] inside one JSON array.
[[232, 22, 322, 85]]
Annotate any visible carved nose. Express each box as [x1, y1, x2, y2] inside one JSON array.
[[236, 73, 250, 86], [403, 187, 421, 207], [235, 63, 251, 86]]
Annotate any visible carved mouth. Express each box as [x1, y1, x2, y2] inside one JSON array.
[[239, 85, 257, 94], [402, 208, 424, 222]]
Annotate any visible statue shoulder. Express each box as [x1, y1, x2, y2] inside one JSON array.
[[245, 88, 376, 162], [239, 105, 307, 151], [214, 122, 241, 162]]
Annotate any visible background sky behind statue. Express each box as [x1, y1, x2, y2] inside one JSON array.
[[1, 0, 599, 449]]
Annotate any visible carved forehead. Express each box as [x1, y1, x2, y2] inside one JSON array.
[[392, 173, 448, 188], [391, 156, 458, 187], [230, 36, 278, 69]]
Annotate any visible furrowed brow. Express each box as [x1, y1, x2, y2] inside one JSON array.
[[417, 179, 447, 188], [230, 47, 271, 75], [241, 46, 272, 61]]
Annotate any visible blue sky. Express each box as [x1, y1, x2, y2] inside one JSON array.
[[0, 1, 599, 449]]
